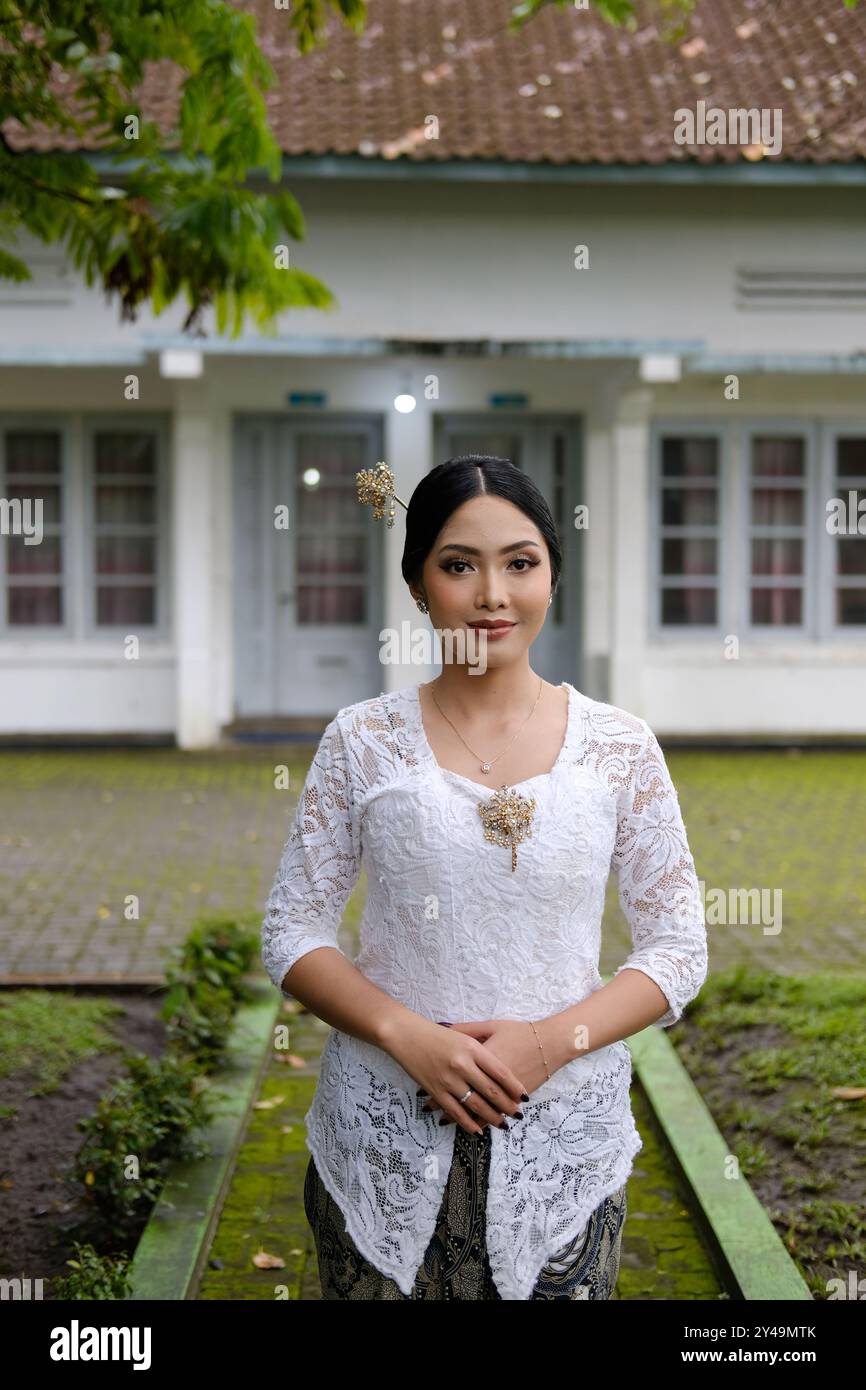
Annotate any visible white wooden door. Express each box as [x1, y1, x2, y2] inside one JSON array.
[[233, 414, 384, 716]]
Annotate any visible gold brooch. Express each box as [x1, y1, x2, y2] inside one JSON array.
[[356, 461, 408, 528], [478, 785, 536, 872]]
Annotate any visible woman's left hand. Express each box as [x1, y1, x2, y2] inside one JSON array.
[[420, 1019, 549, 1115]]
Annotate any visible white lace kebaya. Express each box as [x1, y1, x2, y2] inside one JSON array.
[[261, 682, 708, 1301]]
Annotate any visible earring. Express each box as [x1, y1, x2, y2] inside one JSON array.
[[548, 593, 553, 606], [416, 599, 429, 614]]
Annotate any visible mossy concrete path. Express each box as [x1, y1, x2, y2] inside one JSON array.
[[197, 1003, 726, 1301]]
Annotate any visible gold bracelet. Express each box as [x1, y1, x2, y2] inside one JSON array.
[[529, 1020, 551, 1081]]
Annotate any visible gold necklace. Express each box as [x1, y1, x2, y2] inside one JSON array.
[[428, 675, 544, 775]]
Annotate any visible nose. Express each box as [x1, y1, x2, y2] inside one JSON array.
[[473, 565, 511, 611]]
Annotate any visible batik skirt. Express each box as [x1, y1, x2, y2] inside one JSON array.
[[303, 1122, 628, 1300]]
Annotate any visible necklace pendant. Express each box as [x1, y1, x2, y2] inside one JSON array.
[[480, 762, 491, 773]]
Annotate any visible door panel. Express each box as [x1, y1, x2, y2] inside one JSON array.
[[234, 415, 383, 716]]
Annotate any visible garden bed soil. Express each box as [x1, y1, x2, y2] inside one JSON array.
[[0, 990, 166, 1296]]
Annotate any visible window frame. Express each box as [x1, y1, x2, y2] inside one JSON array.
[[0, 412, 170, 642], [820, 419, 866, 637], [740, 418, 819, 642], [0, 413, 75, 639], [650, 415, 866, 644], [649, 417, 733, 643], [82, 414, 171, 639]]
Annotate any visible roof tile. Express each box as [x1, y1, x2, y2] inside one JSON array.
[[4, 0, 866, 164]]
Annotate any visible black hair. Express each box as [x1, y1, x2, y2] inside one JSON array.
[[401, 454, 562, 599]]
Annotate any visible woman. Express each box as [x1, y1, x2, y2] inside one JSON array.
[[261, 455, 708, 1301]]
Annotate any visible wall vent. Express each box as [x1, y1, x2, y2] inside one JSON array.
[[736, 268, 866, 312]]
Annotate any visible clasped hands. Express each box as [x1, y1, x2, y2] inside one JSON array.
[[418, 1017, 552, 1133]]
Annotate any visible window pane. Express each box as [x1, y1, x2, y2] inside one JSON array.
[[661, 537, 716, 575], [837, 589, 866, 624], [661, 588, 716, 624], [7, 535, 62, 574], [8, 586, 62, 623], [96, 586, 155, 624], [297, 534, 366, 575], [5, 431, 61, 473], [95, 485, 156, 524], [751, 588, 802, 624], [661, 437, 718, 476], [5, 483, 61, 523], [662, 487, 717, 526], [293, 433, 370, 626], [836, 438, 866, 478], [828, 488, 866, 537], [752, 437, 804, 476], [96, 536, 156, 575], [837, 538, 866, 576], [297, 585, 365, 624], [751, 537, 803, 576], [297, 433, 366, 481], [95, 433, 156, 475], [295, 483, 358, 527], [751, 488, 803, 526]]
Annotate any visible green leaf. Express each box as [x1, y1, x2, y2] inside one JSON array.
[[0, 249, 33, 282]]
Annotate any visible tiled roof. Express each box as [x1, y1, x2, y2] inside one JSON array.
[[5, 0, 866, 164]]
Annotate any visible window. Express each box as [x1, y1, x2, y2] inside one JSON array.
[[2, 428, 65, 626], [91, 430, 160, 626], [0, 415, 169, 639], [652, 419, 863, 641], [747, 434, 808, 627], [294, 432, 369, 625], [831, 436, 866, 627], [657, 435, 720, 626]]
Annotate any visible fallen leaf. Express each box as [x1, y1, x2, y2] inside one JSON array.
[[253, 1094, 286, 1110], [253, 1249, 285, 1270]]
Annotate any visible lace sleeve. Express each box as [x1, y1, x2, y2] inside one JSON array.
[[261, 713, 361, 994], [610, 719, 707, 1028]]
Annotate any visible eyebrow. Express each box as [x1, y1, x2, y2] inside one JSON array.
[[437, 541, 541, 557]]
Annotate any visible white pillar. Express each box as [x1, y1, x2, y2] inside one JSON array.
[[610, 386, 654, 713], [172, 381, 219, 748], [582, 376, 622, 702], [382, 389, 435, 692]]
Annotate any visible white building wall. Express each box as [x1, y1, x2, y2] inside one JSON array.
[[1, 180, 866, 742], [615, 373, 866, 736], [3, 183, 866, 358]]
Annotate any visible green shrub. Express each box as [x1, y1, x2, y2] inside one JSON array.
[[67, 914, 258, 1241], [52, 1242, 133, 1300], [73, 1050, 213, 1239], [160, 914, 258, 1066]]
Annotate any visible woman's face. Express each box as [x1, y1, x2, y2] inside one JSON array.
[[413, 494, 553, 664]]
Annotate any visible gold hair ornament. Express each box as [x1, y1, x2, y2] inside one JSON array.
[[356, 461, 408, 529]]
